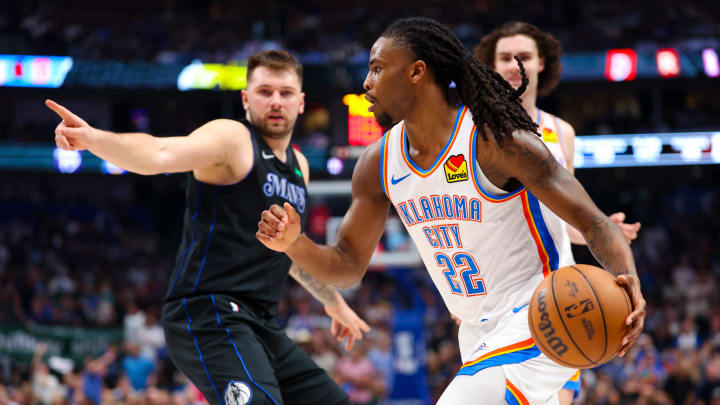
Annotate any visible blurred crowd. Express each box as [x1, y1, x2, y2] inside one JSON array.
[[0, 167, 718, 404], [3, 0, 719, 64], [1, 1, 718, 147]]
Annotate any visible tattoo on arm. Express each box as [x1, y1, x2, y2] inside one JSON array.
[[483, 132, 562, 191], [584, 215, 636, 277], [514, 142, 560, 188], [289, 264, 339, 306]]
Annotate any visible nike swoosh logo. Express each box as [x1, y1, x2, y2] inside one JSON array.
[[512, 303, 529, 313], [390, 173, 410, 185], [262, 151, 274, 160]]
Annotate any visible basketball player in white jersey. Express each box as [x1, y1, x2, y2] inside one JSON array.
[[474, 22, 642, 403], [257, 18, 646, 404]]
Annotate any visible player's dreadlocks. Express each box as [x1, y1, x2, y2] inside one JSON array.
[[382, 17, 538, 145]]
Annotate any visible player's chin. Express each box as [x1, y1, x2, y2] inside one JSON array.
[[373, 111, 394, 128], [261, 123, 290, 138]]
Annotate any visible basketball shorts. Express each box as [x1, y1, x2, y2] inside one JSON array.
[[442, 305, 577, 404], [162, 294, 349, 405]]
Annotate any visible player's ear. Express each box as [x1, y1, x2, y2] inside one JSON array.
[[298, 92, 305, 114], [538, 57, 545, 73], [241, 90, 250, 111], [410, 60, 426, 84]]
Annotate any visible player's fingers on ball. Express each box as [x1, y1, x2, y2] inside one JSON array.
[[615, 276, 630, 291], [623, 316, 644, 343], [630, 300, 646, 318], [632, 297, 646, 315], [619, 336, 638, 355], [618, 274, 638, 291], [622, 328, 642, 348], [627, 304, 645, 324], [618, 343, 628, 357]]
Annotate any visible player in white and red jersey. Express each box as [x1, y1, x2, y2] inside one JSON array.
[[475, 22, 642, 403], [474, 21, 641, 256], [257, 17, 646, 404]]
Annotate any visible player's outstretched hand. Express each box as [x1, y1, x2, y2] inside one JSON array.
[[616, 274, 646, 357], [609, 212, 641, 244], [45, 99, 95, 151], [325, 299, 371, 351], [256, 202, 302, 252]]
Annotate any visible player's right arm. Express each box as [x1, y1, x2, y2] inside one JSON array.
[[46, 99, 247, 176], [257, 139, 391, 288]]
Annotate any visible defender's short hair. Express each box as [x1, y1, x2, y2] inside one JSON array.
[[247, 50, 303, 85]]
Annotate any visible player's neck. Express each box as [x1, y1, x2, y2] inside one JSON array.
[[521, 92, 539, 123], [403, 97, 458, 156], [261, 133, 292, 163]]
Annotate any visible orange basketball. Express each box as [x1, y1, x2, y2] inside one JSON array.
[[528, 264, 632, 369]]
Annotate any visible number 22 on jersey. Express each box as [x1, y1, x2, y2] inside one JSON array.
[[434, 252, 487, 297]]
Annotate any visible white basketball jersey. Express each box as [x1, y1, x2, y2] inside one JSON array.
[[536, 109, 575, 268], [381, 106, 564, 325]]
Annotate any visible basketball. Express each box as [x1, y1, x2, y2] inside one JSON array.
[[528, 264, 632, 369]]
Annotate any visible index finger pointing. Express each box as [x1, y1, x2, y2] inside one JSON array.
[[45, 99, 84, 125]]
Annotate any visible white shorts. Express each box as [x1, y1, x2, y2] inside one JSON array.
[[443, 306, 577, 404]]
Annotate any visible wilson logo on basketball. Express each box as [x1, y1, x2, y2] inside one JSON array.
[[536, 288, 569, 356], [444, 154, 468, 183]]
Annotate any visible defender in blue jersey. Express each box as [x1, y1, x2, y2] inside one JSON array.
[[47, 50, 367, 405]]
